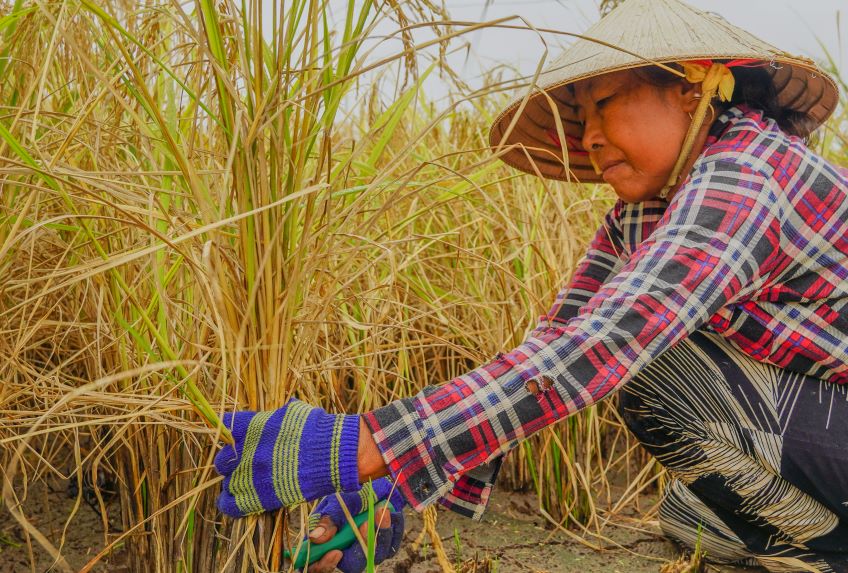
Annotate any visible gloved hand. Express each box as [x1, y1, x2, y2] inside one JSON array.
[[213, 399, 361, 517], [299, 478, 406, 573]]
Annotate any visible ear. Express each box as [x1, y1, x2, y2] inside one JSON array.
[[678, 80, 701, 114]]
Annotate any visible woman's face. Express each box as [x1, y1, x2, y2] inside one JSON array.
[[573, 70, 700, 202]]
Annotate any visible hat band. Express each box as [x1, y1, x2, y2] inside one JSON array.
[[659, 59, 764, 200]]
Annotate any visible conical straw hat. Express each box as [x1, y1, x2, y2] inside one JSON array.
[[489, 0, 839, 182]]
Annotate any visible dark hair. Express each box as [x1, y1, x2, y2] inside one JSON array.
[[634, 63, 815, 137]]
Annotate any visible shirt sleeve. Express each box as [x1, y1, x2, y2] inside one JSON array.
[[363, 159, 782, 517], [362, 207, 626, 519]]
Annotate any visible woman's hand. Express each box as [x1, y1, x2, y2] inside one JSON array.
[[213, 399, 360, 516], [300, 478, 406, 573]]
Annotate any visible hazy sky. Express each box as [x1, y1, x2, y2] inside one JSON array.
[[448, 0, 846, 73], [274, 1, 847, 106]]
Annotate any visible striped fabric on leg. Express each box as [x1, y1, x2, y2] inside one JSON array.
[[618, 331, 848, 572], [660, 478, 760, 567]]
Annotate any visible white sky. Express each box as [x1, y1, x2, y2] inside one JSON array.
[[264, 1, 847, 107], [446, 0, 846, 76]]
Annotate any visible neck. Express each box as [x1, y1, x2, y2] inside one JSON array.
[[664, 117, 714, 202]]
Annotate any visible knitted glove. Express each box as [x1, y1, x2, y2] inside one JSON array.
[[214, 399, 360, 517], [303, 478, 406, 573]]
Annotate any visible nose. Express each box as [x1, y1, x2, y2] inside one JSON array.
[[581, 113, 604, 152]]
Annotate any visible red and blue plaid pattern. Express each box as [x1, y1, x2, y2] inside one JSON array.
[[363, 106, 848, 519]]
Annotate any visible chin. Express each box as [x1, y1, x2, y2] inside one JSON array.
[[609, 180, 663, 203], [611, 186, 650, 203]]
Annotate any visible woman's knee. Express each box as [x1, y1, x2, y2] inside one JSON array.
[[617, 343, 693, 446], [616, 380, 658, 445], [617, 382, 687, 454], [617, 332, 725, 454]]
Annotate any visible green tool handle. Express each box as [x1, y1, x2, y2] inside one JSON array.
[[284, 502, 396, 569]]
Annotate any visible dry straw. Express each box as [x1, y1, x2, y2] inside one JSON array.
[[0, 0, 845, 571]]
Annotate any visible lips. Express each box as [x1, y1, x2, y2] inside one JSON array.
[[599, 160, 626, 182], [599, 159, 624, 172]]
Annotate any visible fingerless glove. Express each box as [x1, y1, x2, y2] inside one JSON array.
[[214, 399, 360, 517]]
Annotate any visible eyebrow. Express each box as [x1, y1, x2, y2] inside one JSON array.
[[572, 90, 598, 113], [573, 78, 607, 102], [578, 76, 631, 107]]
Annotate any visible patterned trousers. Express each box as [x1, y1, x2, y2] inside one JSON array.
[[618, 331, 848, 572]]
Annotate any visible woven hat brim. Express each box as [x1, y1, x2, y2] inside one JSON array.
[[490, 57, 838, 183], [488, 0, 840, 182]]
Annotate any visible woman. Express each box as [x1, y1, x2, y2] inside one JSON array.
[[214, 0, 848, 571]]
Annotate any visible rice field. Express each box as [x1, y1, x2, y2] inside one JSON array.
[[0, 1, 845, 571]]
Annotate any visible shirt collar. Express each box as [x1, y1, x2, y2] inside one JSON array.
[[705, 104, 774, 148]]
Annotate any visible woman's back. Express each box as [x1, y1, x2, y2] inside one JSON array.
[[597, 105, 848, 383]]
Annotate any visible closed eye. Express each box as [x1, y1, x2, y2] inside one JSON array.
[[574, 92, 614, 124]]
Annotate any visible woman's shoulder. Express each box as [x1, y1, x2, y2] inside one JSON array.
[[697, 106, 846, 190], [698, 106, 788, 173]]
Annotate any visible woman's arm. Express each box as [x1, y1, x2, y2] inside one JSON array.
[[357, 418, 388, 482], [362, 159, 782, 514], [355, 205, 630, 514]]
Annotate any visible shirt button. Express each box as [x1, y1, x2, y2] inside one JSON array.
[[525, 376, 555, 396]]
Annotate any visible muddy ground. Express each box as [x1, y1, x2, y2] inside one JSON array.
[[0, 477, 124, 572], [383, 490, 758, 573], [0, 478, 760, 572]]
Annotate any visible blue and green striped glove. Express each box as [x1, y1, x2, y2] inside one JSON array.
[[214, 399, 360, 517]]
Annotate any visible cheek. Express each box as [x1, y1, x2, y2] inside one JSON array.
[[619, 115, 686, 173]]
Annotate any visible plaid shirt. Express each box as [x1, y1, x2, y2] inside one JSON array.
[[363, 106, 848, 520]]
